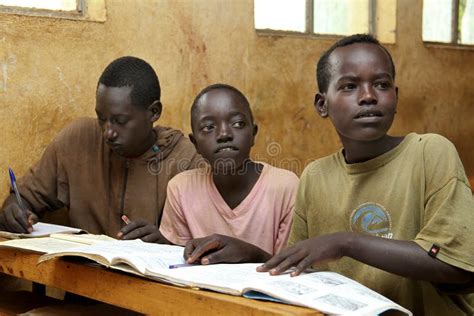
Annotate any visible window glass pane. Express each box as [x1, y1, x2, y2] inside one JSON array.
[[0, 0, 77, 11], [313, 0, 369, 35], [460, 0, 474, 44], [255, 0, 306, 32], [422, 0, 453, 43]]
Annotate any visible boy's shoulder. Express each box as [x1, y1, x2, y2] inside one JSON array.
[[56, 117, 99, 138], [396, 133, 458, 162], [300, 151, 341, 178], [259, 162, 299, 187], [52, 117, 101, 150], [168, 167, 210, 189], [412, 132, 455, 149], [261, 162, 298, 178], [153, 125, 198, 161]]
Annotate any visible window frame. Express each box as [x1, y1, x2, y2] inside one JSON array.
[[423, 0, 474, 48], [255, 0, 395, 44], [0, 0, 105, 22]]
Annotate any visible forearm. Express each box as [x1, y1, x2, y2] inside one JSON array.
[[343, 232, 472, 284]]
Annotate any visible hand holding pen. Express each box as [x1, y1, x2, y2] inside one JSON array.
[[0, 168, 38, 233], [117, 215, 170, 243]]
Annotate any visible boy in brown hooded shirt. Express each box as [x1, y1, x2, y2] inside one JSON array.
[[0, 56, 200, 239]]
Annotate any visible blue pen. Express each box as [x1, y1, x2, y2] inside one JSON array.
[[168, 263, 194, 269], [8, 167, 27, 216]]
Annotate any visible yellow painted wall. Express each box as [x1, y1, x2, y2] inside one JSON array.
[[0, 0, 473, 202]]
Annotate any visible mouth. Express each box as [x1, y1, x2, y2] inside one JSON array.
[[106, 142, 122, 150], [354, 110, 383, 119], [214, 146, 238, 153]]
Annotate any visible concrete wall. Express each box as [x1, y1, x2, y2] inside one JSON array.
[[0, 0, 473, 201]]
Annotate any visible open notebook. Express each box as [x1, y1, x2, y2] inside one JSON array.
[[0, 222, 83, 239]]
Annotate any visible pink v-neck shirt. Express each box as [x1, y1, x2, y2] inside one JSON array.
[[159, 162, 299, 255]]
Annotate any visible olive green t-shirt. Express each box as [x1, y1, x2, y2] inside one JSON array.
[[290, 133, 474, 315]]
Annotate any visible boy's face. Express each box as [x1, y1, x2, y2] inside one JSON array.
[[191, 89, 257, 173], [95, 84, 159, 157], [316, 43, 398, 143]]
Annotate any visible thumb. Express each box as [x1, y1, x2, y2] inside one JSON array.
[[27, 212, 39, 225], [200, 248, 230, 265]]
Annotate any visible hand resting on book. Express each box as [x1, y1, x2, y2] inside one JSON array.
[[184, 234, 272, 265]]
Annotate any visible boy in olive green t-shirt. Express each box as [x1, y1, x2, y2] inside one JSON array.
[[258, 34, 474, 315]]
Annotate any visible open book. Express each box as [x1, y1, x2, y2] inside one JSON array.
[[29, 239, 412, 315], [0, 233, 115, 253], [0, 222, 84, 239]]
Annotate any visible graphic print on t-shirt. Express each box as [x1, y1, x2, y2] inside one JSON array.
[[350, 202, 393, 239]]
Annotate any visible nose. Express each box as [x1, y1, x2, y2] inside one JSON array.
[[103, 122, 118, 142], [358, 84, 377, 106], [216, 123, 233, 143]]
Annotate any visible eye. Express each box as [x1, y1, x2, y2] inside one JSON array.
[[112, 117, 128, 126], [340, 83, 356, 91], [97, 116, 106, 125], [201, 124, 214, 132], [375, 81, 391, 89], [232, 121, 245, 128]]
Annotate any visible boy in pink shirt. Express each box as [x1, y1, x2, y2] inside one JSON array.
[[159, 84, 299, 264]]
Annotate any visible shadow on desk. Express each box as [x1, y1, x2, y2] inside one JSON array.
[[0, 284, 142, 316], [0, 290, 142, 316], [0, 290, 61, 315]]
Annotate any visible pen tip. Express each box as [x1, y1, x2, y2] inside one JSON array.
[[8, 168, 17, 184]]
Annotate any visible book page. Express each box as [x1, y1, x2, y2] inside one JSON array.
[[0, 222, 83, 239], [50, 233, 115, 245], [147, 263, 265, 295], [39, 239, 186, 275], [243, 271, 412, 316], [0, 236, 88, 253], [147, 264, 411, 315]]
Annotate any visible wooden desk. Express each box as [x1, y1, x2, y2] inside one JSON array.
[[0, 248, 321, 315]]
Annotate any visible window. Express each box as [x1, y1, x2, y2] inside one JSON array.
[[254, 0, 396, 43], [0, 0, 106, 22], [423, 0, 474, 45], [0, 0, 78, 11]]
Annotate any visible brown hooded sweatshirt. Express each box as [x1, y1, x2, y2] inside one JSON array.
[[16, 118, 200, 236]]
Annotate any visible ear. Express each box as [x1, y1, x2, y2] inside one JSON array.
[[148, 101, 162, 122], [394, 86, 399, 114], [189, 133, 200, 154], [252, 124, 258, 137], [314, 93, 328, 118], [251, 124, 258, 146]]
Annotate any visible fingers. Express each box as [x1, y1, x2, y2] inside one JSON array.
[[4, 204, 30, 233], [257, 250, 292, 272], [28, 212, 39, 225], [292, 256, 315, 277], [199, 247, 233, 265], [119, 219, 146, 235], [184, 241, 197, 261], [141, 232, 163, 243], [186, 238, 221, 264], [118, 219, 156, 240], [257, 247, 308, 275], [0, 213, 7, 231]]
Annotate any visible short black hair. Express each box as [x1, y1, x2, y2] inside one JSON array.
[[317, 34, 396, 93], [190, 83, 254, 131], [98, 56, 161, 109]]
